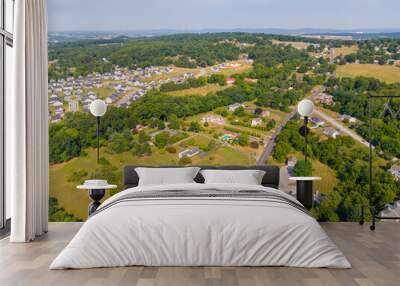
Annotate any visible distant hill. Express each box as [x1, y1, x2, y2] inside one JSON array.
[[48, 28, 400, 43]]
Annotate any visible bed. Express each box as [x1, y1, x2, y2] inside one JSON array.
[[50, 165, 350, 269]]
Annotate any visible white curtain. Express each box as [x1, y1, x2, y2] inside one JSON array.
[[8, 0, 49, 242]]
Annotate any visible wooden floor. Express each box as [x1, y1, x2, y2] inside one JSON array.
[[0, 222, 399, 286]]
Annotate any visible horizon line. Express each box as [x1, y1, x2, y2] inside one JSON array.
[[48, 27, 400, 34]]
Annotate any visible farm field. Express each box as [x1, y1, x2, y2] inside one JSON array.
[[336, 64, 400, 83], [332, 45, 358, 57], [143, 59, 252, 83], [272, 40, 310, 50], [165, 84, 228, 96]]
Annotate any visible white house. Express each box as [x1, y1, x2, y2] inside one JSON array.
[[340, 114, 358, 124], [389, 165, 400, 181], [251, 118, 263, 127], [323, 127, 340, 139], [68, 100, 79, 113], [178, 147, 200, 159], [52, 101, 63, 108], [201, 115, 224, 125], [228, 103, 244, 112]]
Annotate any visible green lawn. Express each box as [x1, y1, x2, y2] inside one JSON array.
[[50, 139, 255, 220], [89, 87, 115, 99], [336, 64, 400, 83], [268, 151, 338, 194], [312, 160, 338, 194]]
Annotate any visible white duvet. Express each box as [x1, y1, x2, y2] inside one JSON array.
[[50, 183, 351, 269]]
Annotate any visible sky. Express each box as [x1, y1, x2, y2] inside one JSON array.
[[47, 0, 400, 32]]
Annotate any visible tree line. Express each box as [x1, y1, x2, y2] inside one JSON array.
[[272, 120, 399, 221]]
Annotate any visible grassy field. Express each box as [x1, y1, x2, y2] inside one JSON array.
[[269, 151, 339, 194], [142, 59, 252, 83], [218, 60, 253, 76], [165, 84, 228, 96], [336, 64, 400, 83], [90, 86, 115, 99], [312, 160, 338, 194], [50, 138, 255, 220], [332, 45, 358, 57], [272, 40, 310, 50]]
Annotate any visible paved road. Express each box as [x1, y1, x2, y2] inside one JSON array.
[[256, 109, 297, 165], [256, 86, 325, 165], [256, 84, 370, 166], [312, 108, 370, 148]]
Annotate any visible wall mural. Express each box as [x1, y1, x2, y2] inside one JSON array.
[[47, 33, 400, 221]]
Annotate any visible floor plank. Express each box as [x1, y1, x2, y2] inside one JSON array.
[[0, 222, 399, 286]]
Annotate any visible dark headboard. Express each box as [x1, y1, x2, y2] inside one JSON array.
[[123, 165, 280, 189]]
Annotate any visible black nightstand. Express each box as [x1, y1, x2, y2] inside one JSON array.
[[77, 184, 117, 215], [289, 177, 321, 210]]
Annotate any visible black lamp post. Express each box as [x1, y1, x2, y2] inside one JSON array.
[[89, 100, 107, 164], [297, 99, 314, 162]]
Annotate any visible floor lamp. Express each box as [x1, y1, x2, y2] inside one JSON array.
[[89, 100, 107, 164], [297, 99, 314, 162]]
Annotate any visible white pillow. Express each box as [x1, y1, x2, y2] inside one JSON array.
[[135, 167, 200, 186], [200, 169, 266, 185]]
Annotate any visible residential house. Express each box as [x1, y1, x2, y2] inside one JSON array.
[[310, 117, 325, 128], [316, 93, 334, 106], [339, 114, 358, 124], [261, 110, 270, 118], [389, 165, 400, 181], [51, 114, 62, 123], [201, 115, 225, 125], [54, 107, 64, 115], [226, 78, 236, 85], [228, 103, 244, 112], [68, 100, 79, 113], [286, 156, 297, 168], [52, 101, 63, 108], [323, 127, 340, 139], [251, 118, 263, 127], [178, 147, 200, 159]]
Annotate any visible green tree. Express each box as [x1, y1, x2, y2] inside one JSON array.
[[266, 119, 276, 131], [169, 114, 180, 130], [237, 133, 249, 146], [188, 122, 201, 133], [154, 132, 170, 148], [179, 156, 192, 165], [293, 160, 313, 176], [138, 130, 150, 143], [108, 132, 131, 154]]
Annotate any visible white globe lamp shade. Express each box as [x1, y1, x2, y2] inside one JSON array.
[[90, 100, 107, 117], [297, 99, 314, 117]]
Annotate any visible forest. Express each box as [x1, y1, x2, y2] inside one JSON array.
[[273, 120, 399, 221]]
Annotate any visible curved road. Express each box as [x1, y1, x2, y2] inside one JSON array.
[[312, 108, 370, 148], [256, 86, 325, 165], [256, 85, 370, 165]]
